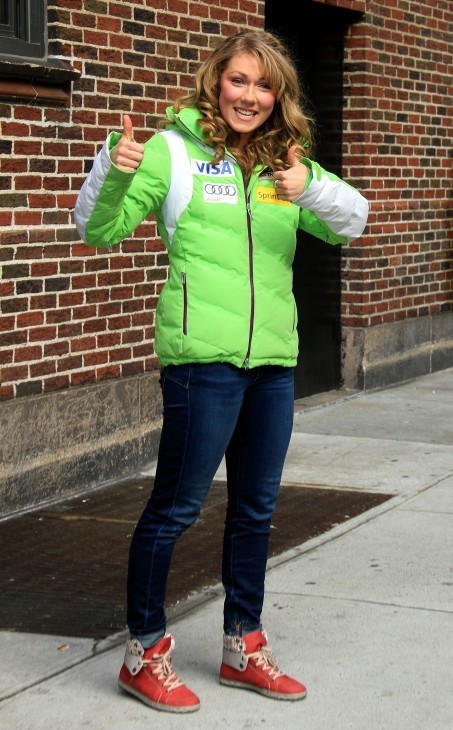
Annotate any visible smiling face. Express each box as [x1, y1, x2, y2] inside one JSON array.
[[218, 52, 276, 150]]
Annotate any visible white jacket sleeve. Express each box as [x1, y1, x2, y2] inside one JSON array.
[[293, 160, 369, 243]]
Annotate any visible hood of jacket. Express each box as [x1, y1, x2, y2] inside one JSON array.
[[165, 105, 209, 147]]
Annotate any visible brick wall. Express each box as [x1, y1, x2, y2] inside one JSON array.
[[340, 0, 451, 329], [0, 0, 265, 402], [0, 0, 451, 405]]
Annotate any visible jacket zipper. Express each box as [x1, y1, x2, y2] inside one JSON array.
[[181, 271, 188, 335], [243, 178, 254, 369], [175, 122, 253, 358]]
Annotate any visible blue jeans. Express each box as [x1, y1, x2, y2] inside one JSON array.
[[127, 362, 294, 645]]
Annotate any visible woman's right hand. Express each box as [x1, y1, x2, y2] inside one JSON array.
[[110, 115, 145, 172]]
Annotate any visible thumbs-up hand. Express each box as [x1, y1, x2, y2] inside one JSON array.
[[110, 115, 145, 172], [273, 145, 309, 202]]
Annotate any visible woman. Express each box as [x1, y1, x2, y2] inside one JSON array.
[[75, 30, 369, 713]]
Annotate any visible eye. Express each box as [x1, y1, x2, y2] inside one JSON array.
[[259, 82, 272, 90], [231, 77, 245, 85]]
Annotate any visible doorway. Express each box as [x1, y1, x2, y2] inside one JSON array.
[[265, 0, 363, 398]]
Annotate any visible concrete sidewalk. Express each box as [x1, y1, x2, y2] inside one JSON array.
[[1, 369, 452, 729]]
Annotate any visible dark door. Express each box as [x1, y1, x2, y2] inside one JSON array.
[[266, 0, 362, 398]]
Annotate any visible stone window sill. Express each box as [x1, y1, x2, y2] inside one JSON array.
[[0, 56, 80, 106]]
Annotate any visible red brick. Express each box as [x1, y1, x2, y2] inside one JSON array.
[[110, 286, 134, 300], [16, 311, 44, 328], [71, 243, 97, 257], [156, 11, 179, 27], [179, 17, 201, 31], [110, 3, 132, 18], [0, 230, 27, 245], [2, 121, 30, 136], [167, 0, 189, 12], [97, 332, 121, 348], [71, 336, 96, 352], [0, 281, 16, 298], [1, 365, 28, 383], [122, 329, 144, 344], [0, 212, 12, 225], [71, 274, 97, 289], [29, 194, 57, 209], [58, 160, 84, 174], [96, 364, 121, 381], [84, 350, 109, 366], [14, 345, 42, 362], [0, 384, 14, 400], [106, 32, 132, 50], [0, 315, 16, 332], [13, 141, 42, 155], [86, 290, 111, 305], [44, 340, 70, 357], [31, 262, 58, 277], [30, 360, 57, 377], [122, 361, 144, 377], [83, 318, 107, 333], [56, 355, 83, 372], [14, 211, 43, 226], [109, 347, 132, 362], [1, 159, 28, 173], [98, 16, 122, 32], [0, 345, 13, 364], [29, 326, 57, 342], [71, 369, 96, 386], [72, 305, 97, 320], [14, 176, 42, 191], [58, 323, 83, 339], [43, 375, 70, 392], [133, 300, 158, 321], [57, 194, 78, 208]]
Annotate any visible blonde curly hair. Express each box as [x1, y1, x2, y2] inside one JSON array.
[[173, 30, 314, 176]]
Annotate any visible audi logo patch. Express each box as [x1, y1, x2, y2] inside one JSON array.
[[203, 182, 238, 205]]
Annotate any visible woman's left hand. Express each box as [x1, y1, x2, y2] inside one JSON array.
[[273, 146, 309, 202]]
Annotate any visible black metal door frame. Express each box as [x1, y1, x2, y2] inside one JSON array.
[[265, 0, 363, 398]]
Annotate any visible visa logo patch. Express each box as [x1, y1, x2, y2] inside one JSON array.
[[191, 159, 234, 177]]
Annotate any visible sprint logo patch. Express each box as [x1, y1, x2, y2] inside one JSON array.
[[256, 185, 291, 206], [203, 182, 238, 205]]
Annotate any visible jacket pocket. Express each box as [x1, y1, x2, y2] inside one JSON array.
[[181, 271, 188, 335]]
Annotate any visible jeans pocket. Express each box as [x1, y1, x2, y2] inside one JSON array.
[[161, 363, 191, 389]]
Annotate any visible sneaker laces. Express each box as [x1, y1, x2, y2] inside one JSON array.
[[247, 644, 284, 681], [142, 639, 184, 692]]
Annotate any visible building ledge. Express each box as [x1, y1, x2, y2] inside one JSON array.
[[0, 56, 80, 105]]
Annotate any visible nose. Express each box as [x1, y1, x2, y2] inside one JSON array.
[[241, 84, 256, 104]]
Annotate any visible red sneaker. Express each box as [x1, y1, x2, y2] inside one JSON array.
[[219, 629, 307, 701], [118, 635, 200, 713]]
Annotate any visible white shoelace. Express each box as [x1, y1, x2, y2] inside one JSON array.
[[247, 644, 284, 681], [142, 644, 184, 692]]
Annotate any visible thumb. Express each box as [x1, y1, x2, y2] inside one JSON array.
[[287, 145, 302, 167], [122, 114, 133, 141]]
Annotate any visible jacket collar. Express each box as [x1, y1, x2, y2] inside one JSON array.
[[165, 105, 207, 145]]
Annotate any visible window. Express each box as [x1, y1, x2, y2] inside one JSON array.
[[0, 0, 46, 60]]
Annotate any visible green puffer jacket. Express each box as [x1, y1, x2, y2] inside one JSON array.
[[74, 106, 369, 368]]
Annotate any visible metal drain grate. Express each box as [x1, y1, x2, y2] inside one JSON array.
[[0, 478, 390, 639]]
